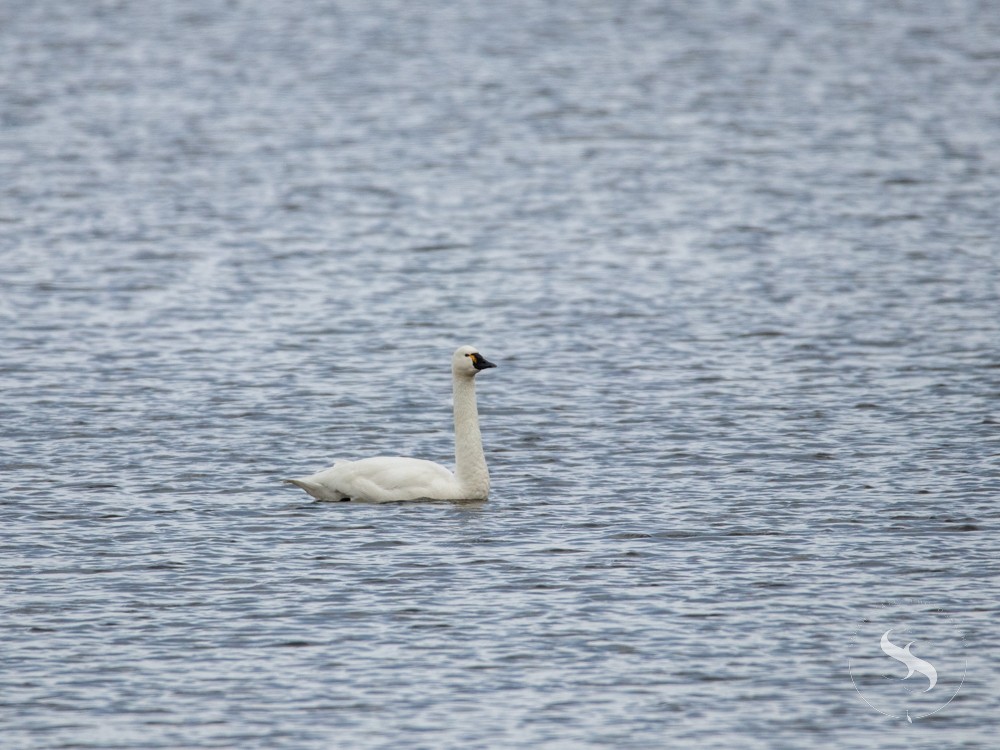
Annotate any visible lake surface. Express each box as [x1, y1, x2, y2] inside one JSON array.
[[2, 1, 999, 747]]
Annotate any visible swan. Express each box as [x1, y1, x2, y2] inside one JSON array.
[[286, 345, 497, 502]]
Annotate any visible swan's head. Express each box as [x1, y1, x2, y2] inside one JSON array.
[[453, 345, 496, 377]]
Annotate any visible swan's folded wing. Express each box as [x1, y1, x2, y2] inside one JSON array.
[[333, 457, 457, 502]]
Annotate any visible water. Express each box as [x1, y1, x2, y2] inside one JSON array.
[[2, 1, 999, 747]]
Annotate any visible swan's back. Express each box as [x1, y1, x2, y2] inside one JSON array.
[[289, 456, 460, 503]]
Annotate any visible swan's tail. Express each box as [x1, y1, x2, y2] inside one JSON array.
[[284, 477, 348, 502]]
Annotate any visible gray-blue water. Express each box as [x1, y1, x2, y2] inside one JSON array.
[[2, 1, 999, 747]]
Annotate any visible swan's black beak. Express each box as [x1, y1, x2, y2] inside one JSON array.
[[472, 353, 496, 370]]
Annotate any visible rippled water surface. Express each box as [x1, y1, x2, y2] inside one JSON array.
[[2, 1, 999, 748]]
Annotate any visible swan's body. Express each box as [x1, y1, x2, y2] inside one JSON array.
[[286, 345, 496, 503]]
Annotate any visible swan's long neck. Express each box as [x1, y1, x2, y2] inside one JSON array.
[[453, 373, 489, 496]]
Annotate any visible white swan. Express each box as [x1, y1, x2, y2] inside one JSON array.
[[286, 345, 497, 502]]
